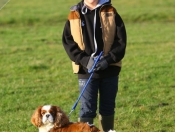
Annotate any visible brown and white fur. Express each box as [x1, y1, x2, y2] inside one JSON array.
[[31, 105, 116, 132]]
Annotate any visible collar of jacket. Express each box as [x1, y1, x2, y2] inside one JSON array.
[[70, 3, 111, 11]]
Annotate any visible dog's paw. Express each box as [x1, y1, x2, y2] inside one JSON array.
[[108, 130, 116, 132]]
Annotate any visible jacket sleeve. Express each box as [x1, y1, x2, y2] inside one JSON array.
[[104, 13, 127, 64], [62, 20, 90, 68]]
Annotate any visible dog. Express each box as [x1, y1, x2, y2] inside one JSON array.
[[31, 105, 116, 132]]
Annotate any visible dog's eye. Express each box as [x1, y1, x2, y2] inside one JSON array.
[[41, 112, 45, 115], [50, 111, 56, 115], [49, 110, 53, 114], [41, 111, 46, 115]]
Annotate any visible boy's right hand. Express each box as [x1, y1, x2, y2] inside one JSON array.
[[86, 56, 95, 71]]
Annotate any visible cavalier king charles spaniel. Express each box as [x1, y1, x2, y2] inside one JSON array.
[[31, 105, 116, 132]]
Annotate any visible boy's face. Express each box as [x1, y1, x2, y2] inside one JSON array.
[[84, 0, 99, 6]]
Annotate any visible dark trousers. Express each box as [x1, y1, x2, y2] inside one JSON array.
[[78, 76, 118, 118]]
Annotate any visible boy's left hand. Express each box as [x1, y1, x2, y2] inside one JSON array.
[[94, 57, 108, 71]]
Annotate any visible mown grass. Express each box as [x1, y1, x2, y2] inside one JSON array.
[[0, 0, 175, 131]]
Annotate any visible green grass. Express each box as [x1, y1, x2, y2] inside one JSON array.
[[0, 0, 175, 131]]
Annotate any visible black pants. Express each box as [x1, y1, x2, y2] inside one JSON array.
[[78, 76, 118, 118]]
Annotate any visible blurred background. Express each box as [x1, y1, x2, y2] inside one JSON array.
[[0, 0, 175, 131]]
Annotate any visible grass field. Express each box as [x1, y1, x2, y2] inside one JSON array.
[[0, 0, 175, 131]]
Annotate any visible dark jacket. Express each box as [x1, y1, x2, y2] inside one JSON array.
[[62, 0, 127, 79]]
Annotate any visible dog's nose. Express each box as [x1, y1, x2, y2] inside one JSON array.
[[46, 114, 50, 118]]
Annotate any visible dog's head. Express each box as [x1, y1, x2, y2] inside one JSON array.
[[31, 105, 69, 129]]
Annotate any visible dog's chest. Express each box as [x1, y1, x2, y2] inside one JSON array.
[[39, 124, 54, 132]]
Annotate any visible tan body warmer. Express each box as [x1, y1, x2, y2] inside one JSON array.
[[68, 5, 121, 73]]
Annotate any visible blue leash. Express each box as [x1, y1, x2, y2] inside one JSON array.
[[68, 51, 103, 117]]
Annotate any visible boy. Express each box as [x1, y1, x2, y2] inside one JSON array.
[[62, 0, 127, 131]]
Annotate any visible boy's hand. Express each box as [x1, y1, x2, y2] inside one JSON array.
[[94, 57, 108, 71], [86, 56, 95, 71]]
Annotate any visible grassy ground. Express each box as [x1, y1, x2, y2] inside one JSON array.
[[0, 0, 175, 131]]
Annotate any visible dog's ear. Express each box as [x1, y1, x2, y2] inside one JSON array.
[[54, 106, 69, 128], [31, 106, 43, 127]]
